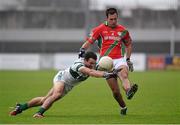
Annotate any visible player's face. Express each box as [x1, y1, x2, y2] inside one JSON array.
[[107, 13, 118, 28], [84, 58, 96, 69]]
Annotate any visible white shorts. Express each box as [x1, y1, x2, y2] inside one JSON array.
[[113, 57, 128, 69], [53, 70, 74, 97]]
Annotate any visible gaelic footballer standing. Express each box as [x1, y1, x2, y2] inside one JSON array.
[[79, 8, 138, 115]]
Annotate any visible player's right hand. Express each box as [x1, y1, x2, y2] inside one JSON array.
[[78, 48, 85, 58], [103, 72, 114, 79]]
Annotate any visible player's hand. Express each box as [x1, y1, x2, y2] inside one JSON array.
[[103, 72, 114, 79], [78, 48, 85, 58], [126, 58, 134, 72]]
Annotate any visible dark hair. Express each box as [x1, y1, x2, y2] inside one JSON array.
[[106, 8, 118, 18], [84, 51, 97, 61]]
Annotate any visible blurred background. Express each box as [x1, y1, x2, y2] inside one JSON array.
[[0, 0, 180, 71]]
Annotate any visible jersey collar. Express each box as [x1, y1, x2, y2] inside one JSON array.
[[104, 21, 108, 26]]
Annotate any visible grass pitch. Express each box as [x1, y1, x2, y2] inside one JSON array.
[[0, 70, 180, 124]]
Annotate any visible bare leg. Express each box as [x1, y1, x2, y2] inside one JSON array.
[[106, 78, 126, 108], [118, 65, 138, 100], [33, 82, 65, 118], [117, 65, 131, 92], [27, 88, 54, 108], [41, 82, 65, 110], [10, 87, 54, 116]]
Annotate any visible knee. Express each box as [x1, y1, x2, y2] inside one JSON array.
[[120, 72, 128, 79], [52, 92, 62, 100], [40, 97, 46, 104]]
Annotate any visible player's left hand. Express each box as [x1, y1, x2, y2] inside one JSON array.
[[126, 59, 134, 72]]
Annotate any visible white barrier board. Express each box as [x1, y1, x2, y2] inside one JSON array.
[[0, 53, 146, 71], [54, 53, 78, 70], [131, 53, 146, 71], [0, 54, 40, 70]]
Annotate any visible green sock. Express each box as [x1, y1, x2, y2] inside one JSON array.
[[20, 103, 28, 111], [37, 107, 46, 115]]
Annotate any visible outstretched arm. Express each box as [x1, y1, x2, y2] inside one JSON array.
[[79, 66, 113, 78]]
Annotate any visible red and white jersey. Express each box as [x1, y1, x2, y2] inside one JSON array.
[[86, 21, 132, 59]]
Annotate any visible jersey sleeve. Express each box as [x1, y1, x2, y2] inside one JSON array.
[[70, 59, 84, 72], [122, 30, 132, 47], [76, 63, 84, 72], [86, 26, 101, 44]]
